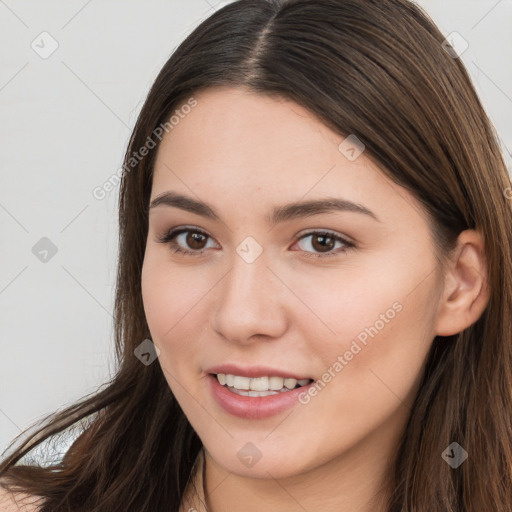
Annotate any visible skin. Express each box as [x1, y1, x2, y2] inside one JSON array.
[[141, 86, 489, 512], [0, 488, 43, 511]]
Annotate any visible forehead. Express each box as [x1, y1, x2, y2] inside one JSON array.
[[173, 85, 332, 137], [154, 86, 362, 187], [150, 86, 429, 232]]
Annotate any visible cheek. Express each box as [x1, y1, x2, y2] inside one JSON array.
[[288, 263, 402, 356], [301, 254, 439, 394], [141, 257, 195, 398], [140, 252, 212, 361], [322, 296, 437, 424], [141, 253, 182, 350], [141, 255, 169, 337]]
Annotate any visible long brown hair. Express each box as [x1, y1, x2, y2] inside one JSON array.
[[2, 0, 511, 510]]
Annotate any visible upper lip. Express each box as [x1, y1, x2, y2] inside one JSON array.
[[205, 363, 313, 380]]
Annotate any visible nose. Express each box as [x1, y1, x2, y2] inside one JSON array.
[[211, 250, 289, 345]]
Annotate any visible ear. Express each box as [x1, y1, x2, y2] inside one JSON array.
[[435, 229, 490, 336]]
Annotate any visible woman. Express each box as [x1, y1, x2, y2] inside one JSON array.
[[1, 0, 511, 510]]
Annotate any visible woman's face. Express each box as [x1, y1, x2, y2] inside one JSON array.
[[141, 86, 446, 480]]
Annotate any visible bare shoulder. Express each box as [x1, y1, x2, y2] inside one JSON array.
[[0, 486, 44, 512]]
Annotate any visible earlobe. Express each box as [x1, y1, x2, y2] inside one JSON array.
[[434, 229, 490, 337]]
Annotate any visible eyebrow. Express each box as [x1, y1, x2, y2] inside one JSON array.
[[149, 191, 380, 225]]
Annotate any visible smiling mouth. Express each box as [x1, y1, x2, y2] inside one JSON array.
[[211, 373, 314, 397]]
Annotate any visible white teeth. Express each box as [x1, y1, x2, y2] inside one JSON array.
[[250, 376, 269, 391], [215, 373, 311, 392], [233, 376, 250, 390], [269, 376, 284, 390], [231, 389, 280, 397], [283, 378, 297, 390]]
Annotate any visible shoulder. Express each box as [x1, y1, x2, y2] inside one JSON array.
[[0, 487, 44, 512]]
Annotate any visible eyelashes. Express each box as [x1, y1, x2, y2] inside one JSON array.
[[157, 228, 217, 256], [156, 227, 355, 259]]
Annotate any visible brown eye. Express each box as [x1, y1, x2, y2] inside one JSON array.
[[158, 228, 354, 259], [295, 231, 354, 259], [310, 234, 336, 253], [157, 228, 217, 256], [186, 232, 208, 250]]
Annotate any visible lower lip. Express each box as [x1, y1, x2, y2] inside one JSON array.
[[207, 374, 314, 420]]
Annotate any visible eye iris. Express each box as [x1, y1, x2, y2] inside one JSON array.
[[175, 231, 342, 254], [312, 234, 334, 253], [187, 232, 207, 250]]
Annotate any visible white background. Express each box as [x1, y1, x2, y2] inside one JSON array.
[[1, 0, 511, 457]]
